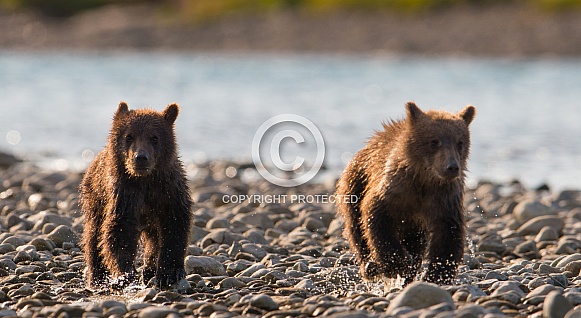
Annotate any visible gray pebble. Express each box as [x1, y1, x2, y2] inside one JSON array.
[[386, 282, 455, 315], [544, 290, 572, 318], [138, 306, 177, 318], [250, 294, 279, 311], [184, 255, 227, 276]]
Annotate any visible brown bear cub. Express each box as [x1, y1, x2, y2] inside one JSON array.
[[80, 102, 192, 290], [336, 102, 475, 285]]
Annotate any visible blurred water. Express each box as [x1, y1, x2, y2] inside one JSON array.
[[0, 51, 580, 190]]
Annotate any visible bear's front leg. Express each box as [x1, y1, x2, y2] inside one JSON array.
[[361, 199, 414, 280], [141, 228, 159, 286], [423, 217, 465, 285], [156, 202, 190, 289], [100, 193, 141, 288]]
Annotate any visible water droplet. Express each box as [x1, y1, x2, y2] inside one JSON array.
[[225, 166, 237, 178], [6, 130, 21, 145], [82, 149, 95, 162]]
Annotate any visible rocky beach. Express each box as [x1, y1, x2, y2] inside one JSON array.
[[1, 2, 581, 317], [0, 160, 579, 317]]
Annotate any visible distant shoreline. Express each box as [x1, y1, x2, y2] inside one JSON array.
[[2, 3, 581, 57]]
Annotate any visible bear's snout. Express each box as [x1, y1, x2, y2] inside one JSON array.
[[135, 150, 149, 165], [132, 149, 152, 172], [126, 146, 155, 176], [445, 160, 460, 178]]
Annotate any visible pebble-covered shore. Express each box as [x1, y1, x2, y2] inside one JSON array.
[[0, 160, 581, 317]]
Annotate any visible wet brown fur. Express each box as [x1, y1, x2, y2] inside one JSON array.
[[80, 102, 192, 290], [335, 102, 475, 285]]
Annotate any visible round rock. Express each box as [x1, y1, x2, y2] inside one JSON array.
[[184, 255, 227, 276], [250, 294, 279, 311], [513, 199, 555, 223], [45, 225, 79, 247], [544, 290, 572, 318], [386, 282, 455, 315]]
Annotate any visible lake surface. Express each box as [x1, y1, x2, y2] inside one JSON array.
[[1, 51, 580, 190]]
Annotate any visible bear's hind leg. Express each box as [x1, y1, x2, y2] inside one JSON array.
[[341, 206, 375, 279], [82, 211, 109, 288]]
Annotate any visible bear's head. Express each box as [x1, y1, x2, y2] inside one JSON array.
[[110, 102, 179, 177], [404, 102, 476, 183]]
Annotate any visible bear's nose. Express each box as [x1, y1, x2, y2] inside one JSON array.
[[135, 152, 149, 163], [446, 162, 459, 175]]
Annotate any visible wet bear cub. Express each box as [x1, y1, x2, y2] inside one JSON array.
[[80, 102, 192, 290], [336, 102, 475, 285]]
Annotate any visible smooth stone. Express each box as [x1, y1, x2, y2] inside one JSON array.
[[549, 274, 569, 288], [226, 259, 253, 273], [564, 292, 581, 306], [241, 243, 267, 260], [386, 282, 455, 315], [565, 308, 581, 318], [13, 250, 32, 263], [201, 229, 234, 247], [243, 229, 268, 245], [544, 290, 572, 318], [527, 284, 562, 298], [485, 271, 508, 281], [513, 199, 555, 223], [455, 304, 489, 318], [303, 217, 325, 232], [171, 278, 191, 291], [45, 225, 79, 247], [0, 244, 14, 254], [538, 264, 562, 274], [206, 217, 230, 229], [136, 288, 157, 302], [218, 277, 246, 289], [28, 238, 53, 252], [184, 256, 227, 276], [295, 278, 315, 290], [0, 259, 17, 271], [231, 212, 274, 230], [564, 261, 581, 276], [138, 307, 177, 318], [274, 219, 300, 233], [2, 236, 26, 247], [478, 237, 507, 254], [28, 212, 72, 228], [517, 216, 564, 236], [514, 240, 538, 254], [0, 310, 17, 317], [236, 263, 266, 277], [249, 294, 279, 311], [535, 226, 560, 242], [103, 306, 127, 316], [556, 254, 581, 268], [490, 281, 526, 298], [41, 223, 57, 235]]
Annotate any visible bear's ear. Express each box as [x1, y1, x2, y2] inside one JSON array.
[[405, 101, 425, 123], [114, 102, 129, 120], [163, 103, 179, 124], [458, 105, 476, 126]]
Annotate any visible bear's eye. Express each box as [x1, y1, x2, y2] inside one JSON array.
[[457, 141, 464, 150], [151, 136, 158, 144], [125, 135, 133, 143], [430, 139, 441, 149]]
